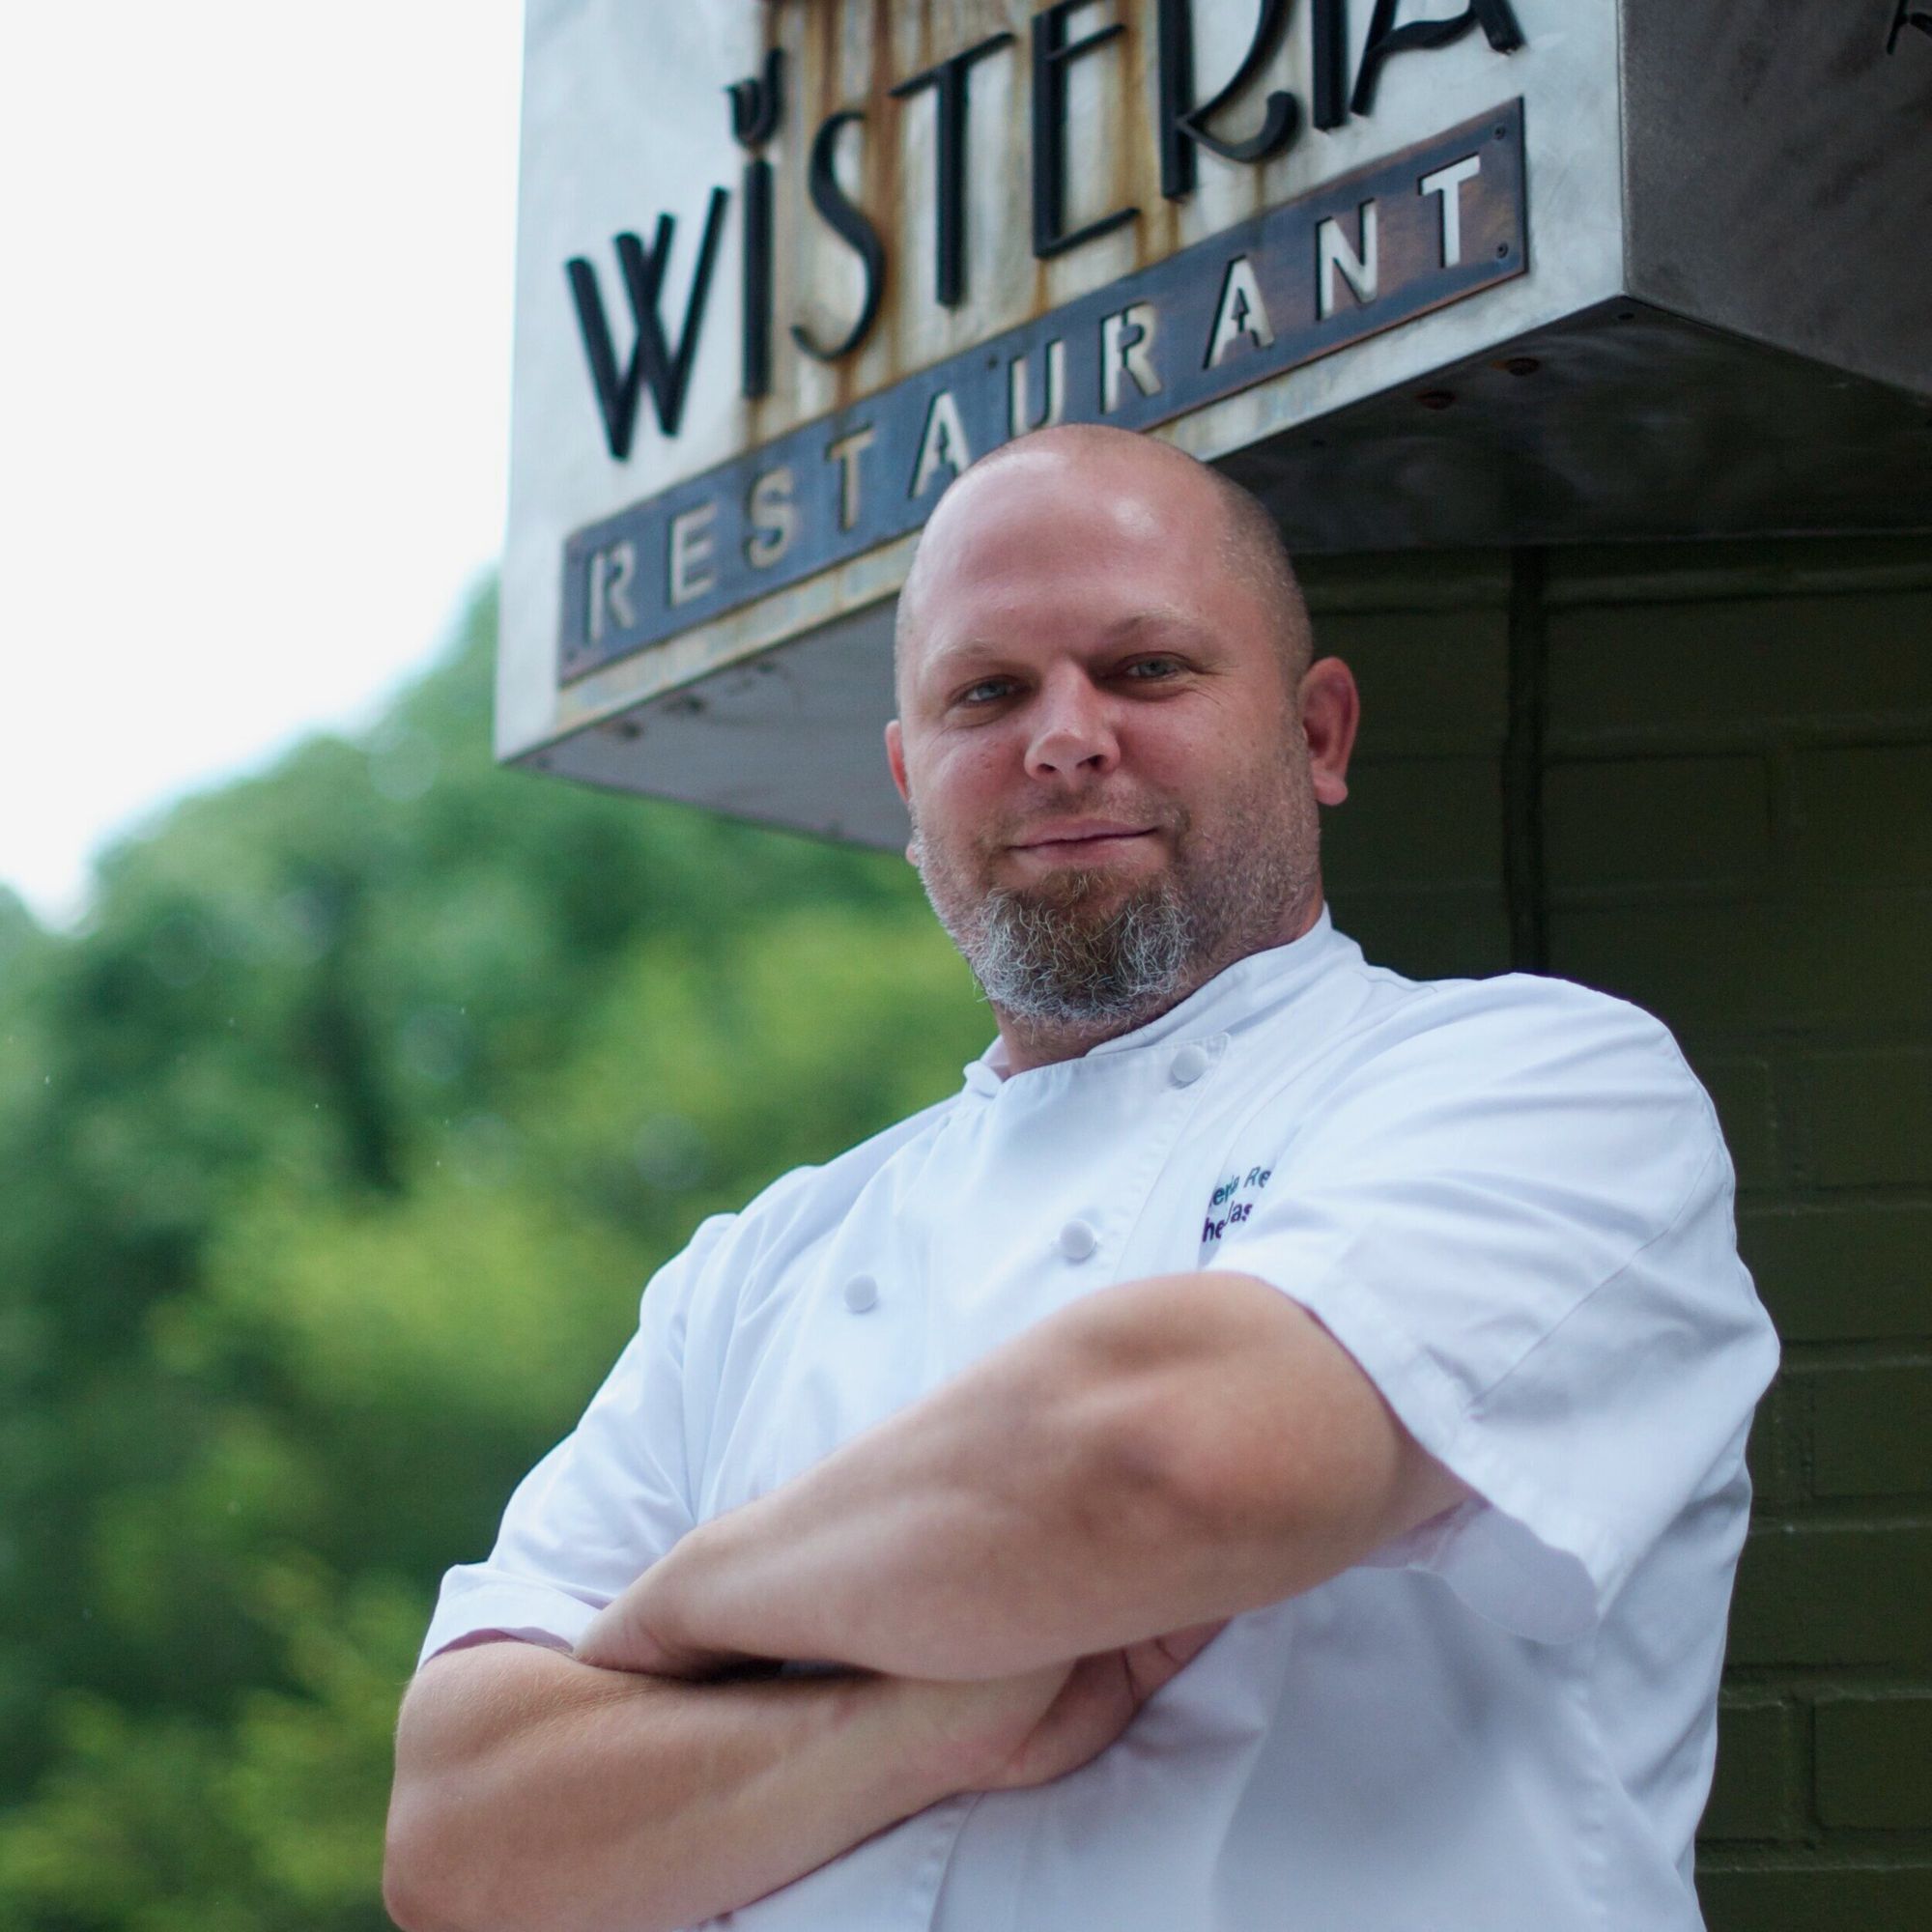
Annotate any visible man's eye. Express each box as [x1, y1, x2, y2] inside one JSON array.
[[1122, 657, 1182, 681], [959, 679, 1013, 704]]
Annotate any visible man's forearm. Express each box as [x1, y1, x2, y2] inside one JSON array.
[[583, 1275, 1212, 1683], [384, 1640, 961, 1932], [582, 1271, 1465, 1685]]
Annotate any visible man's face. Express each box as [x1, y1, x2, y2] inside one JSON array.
[[886, 440, 1350, 1034]]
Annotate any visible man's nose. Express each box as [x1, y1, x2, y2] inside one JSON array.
[[1024, 674, 1120, 781]]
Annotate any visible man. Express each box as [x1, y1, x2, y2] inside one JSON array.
[[384, 425, 1779, 1932]]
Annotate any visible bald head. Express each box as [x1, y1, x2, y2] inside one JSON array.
[[895, 424, 1313, 704]]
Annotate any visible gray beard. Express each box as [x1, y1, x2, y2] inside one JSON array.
[[910, 764, 1320, 1036], [960, 871, 1195, 1026]]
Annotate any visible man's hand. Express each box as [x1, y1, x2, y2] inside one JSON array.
[[575, 1592, 747, 1681], [387, 1618, 1228, 1932], [577, 1577, 1230, 1794], [892, 1619, 1229, 1796]]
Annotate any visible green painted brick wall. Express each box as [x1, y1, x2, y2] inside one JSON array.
[[1304, 534, 1932, 1928], [1816, 1695, 1932, 1832], [1697, 1867, 1932, 1932], [1811, 1366, 1932, 1497]]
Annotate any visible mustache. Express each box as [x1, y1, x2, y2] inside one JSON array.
[[980, 792, 1188, 851]]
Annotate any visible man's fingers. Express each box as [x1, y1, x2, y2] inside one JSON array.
[[1152, 1619, 1230, 1667], [1120, 1619, 1230, 1703], [575, 1622, 757, 1682]]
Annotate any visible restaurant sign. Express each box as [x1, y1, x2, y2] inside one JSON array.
[[560, 99, 1524, 681], [501, 1, 1927, 827], [506, 1, 1563, 724]]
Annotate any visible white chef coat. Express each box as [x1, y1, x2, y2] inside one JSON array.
[[420, 911, 1779, 1932]]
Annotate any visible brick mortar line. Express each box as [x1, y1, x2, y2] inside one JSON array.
[[1544, 724, 1932, 757], [1773, 1347, 1932, 1369], [1719, 1675, 1932, 1694], [1502, 546, 1548, 975], [1747, 1510, 1932, 1531], [1546, 884, 1932, 906], [1745, 1187, 1932, 1208], [1697, 1847, 1932, 1868]]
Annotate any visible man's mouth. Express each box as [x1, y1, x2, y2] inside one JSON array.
[[1008, 821, 1158, 863]]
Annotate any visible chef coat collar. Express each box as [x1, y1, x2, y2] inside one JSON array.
[[963, 905, 1347, 1091]]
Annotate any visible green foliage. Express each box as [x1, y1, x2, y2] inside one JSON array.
[[0, 582, 989, 1928], [0, 1566, 417, 1932]]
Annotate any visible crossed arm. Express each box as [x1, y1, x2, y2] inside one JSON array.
[[577, 1269, 1468, 1681], [385, 1270, 1468, 1932]]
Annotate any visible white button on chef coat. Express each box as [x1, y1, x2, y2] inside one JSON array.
[[1169, 1041, 1210, 1086], [421, 911, 1778, 1932], [842, 1272, 879, 1313], [1056, 1218, 1097, 1261]]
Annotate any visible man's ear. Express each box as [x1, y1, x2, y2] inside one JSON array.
[[1297, 658, 1360, 808], [884, 721, 920, 865], [884, 720, 909, 803]]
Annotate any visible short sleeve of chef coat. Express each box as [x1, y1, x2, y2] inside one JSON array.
[[413, 1212, 727, 1669], [1207, 977, 1779, 1645]]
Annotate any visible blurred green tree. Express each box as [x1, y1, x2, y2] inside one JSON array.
[[0, 582, 989, 1929]]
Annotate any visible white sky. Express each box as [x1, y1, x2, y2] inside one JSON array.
[[0, 2, 525, 926]]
